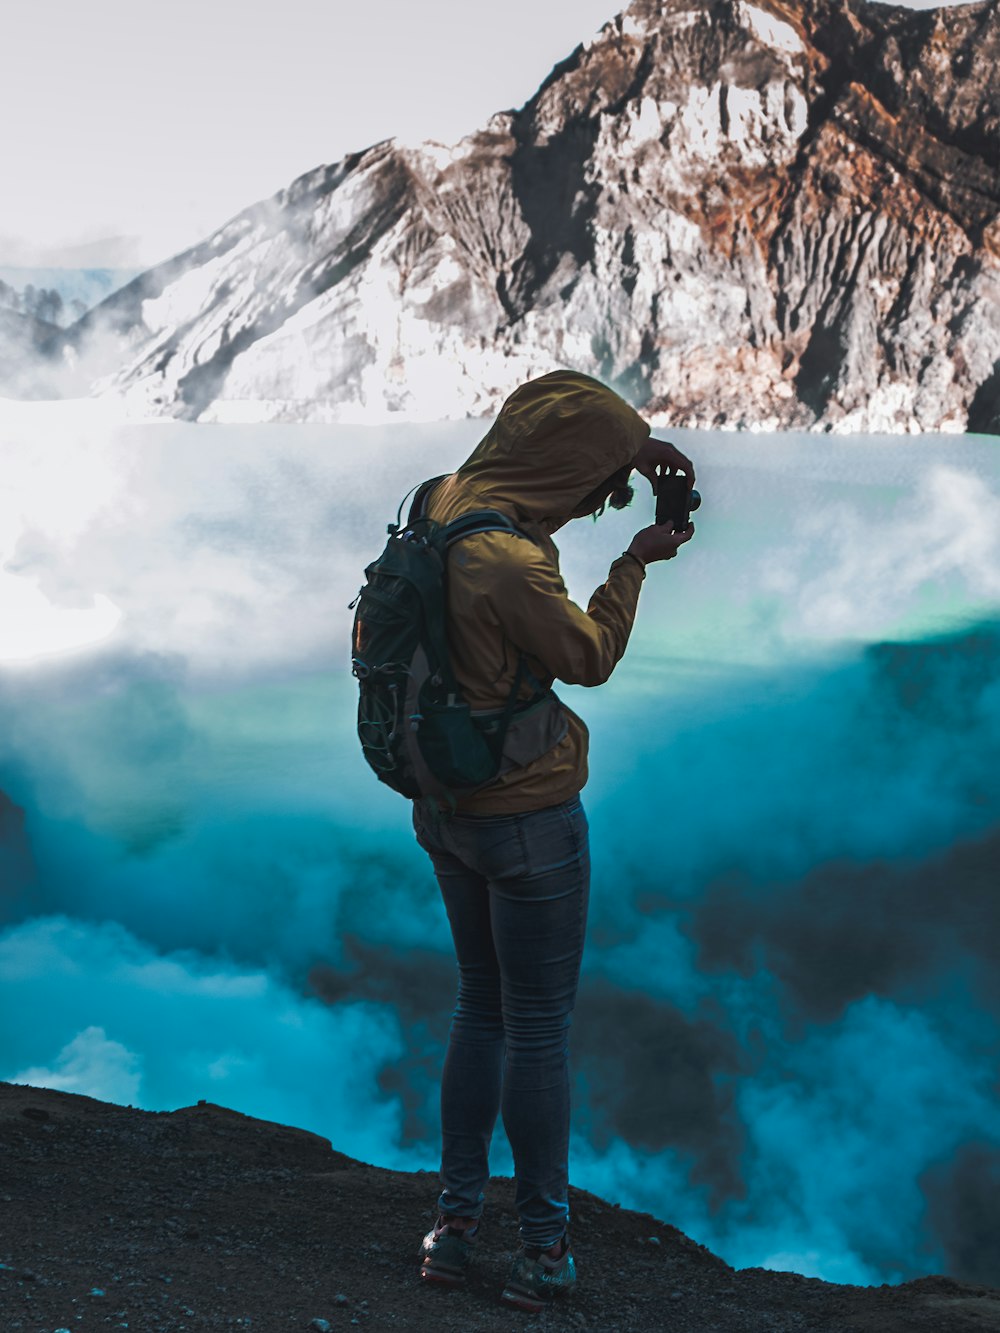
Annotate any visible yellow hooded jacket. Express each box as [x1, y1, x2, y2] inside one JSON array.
[[425, 370, 650, 815]]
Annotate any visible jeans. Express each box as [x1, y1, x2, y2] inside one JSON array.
[[412, 795, 590, 1248]]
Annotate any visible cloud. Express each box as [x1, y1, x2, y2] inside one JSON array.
[[0, 584, 120, 663], [580, 621, 1000, 944], [0, 398, 130, 662], [762, 464, 1000, 641], [2, 415, 1000, 1285], [0, 789, 34, 900], [572, 980, 745, 1200], [688, 824, 1000, 1024], [0, 409, 480, 675], [11, 1024, 142, 1105], [0, 915, 420, 1168], [568, 994, 1000, 1286], [727, 996, 1000, 1281], [1, 623, 998, 1288], [3, 413, 998, 681], [920, 1143, 1000, 1287]]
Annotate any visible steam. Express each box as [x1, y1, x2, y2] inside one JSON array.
[[0, 915, 420, 1169], [1, 411, 998, 1286]]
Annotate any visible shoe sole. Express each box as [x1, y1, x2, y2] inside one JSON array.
[[419, 1256, 467, 1286], [417, 1226, 477, 1287], [420, 1267, 464, 1286], [500, 1285, 546, 1313], [500, 1281, 574, 1313]]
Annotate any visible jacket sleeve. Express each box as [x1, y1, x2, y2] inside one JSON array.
[[485, 540, 646, 687]]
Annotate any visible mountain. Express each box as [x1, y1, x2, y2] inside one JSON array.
[[0, 267, 142, 325], [0, 308, 67, 398], [63, 0, 1000, 431], [3, 1080, 1000, 1330]]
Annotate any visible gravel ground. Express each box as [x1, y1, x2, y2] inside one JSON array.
[[2, 1082, 999, 1333]]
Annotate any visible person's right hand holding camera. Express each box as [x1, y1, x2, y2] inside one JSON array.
[[627, 520, 695, 566]]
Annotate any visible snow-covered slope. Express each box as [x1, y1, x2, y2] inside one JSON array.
[[66, 0, 1000, 431]]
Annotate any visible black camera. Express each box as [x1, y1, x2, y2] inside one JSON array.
[[656, 471, 701, 530]]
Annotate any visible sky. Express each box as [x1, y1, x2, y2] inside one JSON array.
[[2, 0, 617, 267], [2, 0, 973, 269]]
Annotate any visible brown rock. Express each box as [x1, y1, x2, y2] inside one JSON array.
[[38, 0, 1000, 433]]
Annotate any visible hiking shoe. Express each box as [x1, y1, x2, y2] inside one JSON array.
[[418, 1214, 480, 1286], [500, 1232, 576, 1311]]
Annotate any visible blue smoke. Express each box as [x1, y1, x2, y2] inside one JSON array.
[[1, 419, 998, 1287]]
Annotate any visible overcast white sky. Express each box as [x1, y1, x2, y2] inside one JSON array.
[[3, 0, 617, 268], [3, 0, 964, 270]]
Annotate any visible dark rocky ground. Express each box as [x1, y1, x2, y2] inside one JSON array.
[[2, 1082, 999, 1333]]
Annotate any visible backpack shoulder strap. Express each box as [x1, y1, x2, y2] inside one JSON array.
[[405, 477, 526, 548], [441, 510, 523, 547], [406, 475, 449, 526]]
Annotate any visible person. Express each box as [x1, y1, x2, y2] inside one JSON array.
[[412, 369, 695, 1311]]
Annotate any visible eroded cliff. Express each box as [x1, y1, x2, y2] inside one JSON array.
[[67, 0, 1000, 431]]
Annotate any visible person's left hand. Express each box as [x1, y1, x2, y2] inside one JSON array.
[[633, 436, 696, 492]]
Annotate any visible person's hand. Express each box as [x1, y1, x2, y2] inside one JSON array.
[[633, 436, 695, 492], [627, 520, 695, 565]]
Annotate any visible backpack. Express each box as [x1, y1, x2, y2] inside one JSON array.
[[350, 476, 554, 801]]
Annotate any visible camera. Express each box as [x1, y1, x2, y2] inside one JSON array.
[[655, 471, 701, 531]]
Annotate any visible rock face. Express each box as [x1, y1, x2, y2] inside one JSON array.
[[69, 0, 1000, 431]]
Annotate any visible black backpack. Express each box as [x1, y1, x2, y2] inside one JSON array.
[[350, 476, 549, 801]]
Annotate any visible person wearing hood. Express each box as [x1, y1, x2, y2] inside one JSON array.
[[414, 370, 695, 1311]]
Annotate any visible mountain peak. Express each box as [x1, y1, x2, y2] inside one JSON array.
[[48, 0, 1000, 431]]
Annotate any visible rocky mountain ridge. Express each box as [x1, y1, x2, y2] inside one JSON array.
[[4, 1080, 1000, 1331], [58, 0, 1000, 431]]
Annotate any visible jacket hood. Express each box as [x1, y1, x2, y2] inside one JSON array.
[[453, 370, 649, 526]]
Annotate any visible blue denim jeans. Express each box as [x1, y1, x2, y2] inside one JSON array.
[[412, 795, 590, 1248]]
